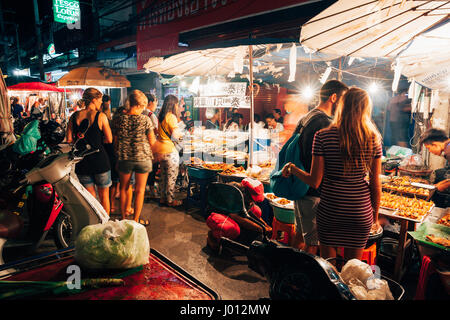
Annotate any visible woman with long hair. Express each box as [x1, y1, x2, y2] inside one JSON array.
[[66, 87, 113, 214], [152, 94, 183, 207], [282, 87, 382, 261], [112, 90, 156, 225]]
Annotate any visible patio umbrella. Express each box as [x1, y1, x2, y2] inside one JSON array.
[[7, 82, 65, 92], [300, 0, 450, 58], [57, 67, 131, 88], [0, 69, 15, 145]]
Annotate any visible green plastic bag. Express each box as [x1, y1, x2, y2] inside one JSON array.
[[74, 220, 150, 270], [12, 120, 41, 155]]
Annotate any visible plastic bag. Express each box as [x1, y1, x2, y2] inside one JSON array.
[[12, 120, 41, 155], [340, 259, 374, 284], [74, 220, 150, 270], [340, 259, 394, 300]]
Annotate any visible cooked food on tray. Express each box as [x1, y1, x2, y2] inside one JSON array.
[[265, 193, 278, 200], [221, 166, 246, 176], [380, 192, 434, 220], [382, 176, 431, 197], [202, 163, 231, 171], [277, 198, 291, 205], [437, 214, 450, 228], [426, 235, 450, 247]]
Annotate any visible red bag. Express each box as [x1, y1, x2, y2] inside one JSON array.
[[206, 212, 240, 240]]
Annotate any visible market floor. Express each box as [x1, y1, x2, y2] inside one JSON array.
[[2, 195, 270, 300], [128, 198, 271, 300]]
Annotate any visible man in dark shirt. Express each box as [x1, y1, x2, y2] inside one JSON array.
[[273, 108, 284, 124], [11, 97, 24, 119], [292, 80, 349, 253], [419, 128, 450, 195]]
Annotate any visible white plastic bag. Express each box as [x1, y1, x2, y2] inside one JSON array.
[[340, 259, 374, 284], [75, 220, 150, 270]]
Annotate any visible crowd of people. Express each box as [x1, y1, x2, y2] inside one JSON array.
[[65, 87, 185, 227], [60, 80, 447, 264]]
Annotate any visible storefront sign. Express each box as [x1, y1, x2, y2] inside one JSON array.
[[194, 96, 250, 109], [53, 0, 80, 24], [199, 82, 247, 97], [136, 0, 312, 69]]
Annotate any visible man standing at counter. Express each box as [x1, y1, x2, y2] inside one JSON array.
[[419, 128, 450, 194], [292, 80, 348, 254]]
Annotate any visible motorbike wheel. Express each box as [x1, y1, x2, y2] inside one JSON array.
[[53, 210, 75, 249]]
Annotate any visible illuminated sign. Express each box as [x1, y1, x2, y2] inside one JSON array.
[[53, 0, 80, 24], [48, 43, 56, 55]]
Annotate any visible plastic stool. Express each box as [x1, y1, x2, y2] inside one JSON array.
[[271, 217, 295, 246], [338, 243, 377, 265]]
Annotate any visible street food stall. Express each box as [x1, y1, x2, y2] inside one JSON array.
[[7, 82, 67, 123]]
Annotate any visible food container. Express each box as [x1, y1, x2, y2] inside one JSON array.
[[187, 166, 218, 180]]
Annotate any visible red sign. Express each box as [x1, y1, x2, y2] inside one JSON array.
[[136, 0, 312, 69]]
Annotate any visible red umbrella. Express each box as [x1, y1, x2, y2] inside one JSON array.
[[7, 82, 65, 92]]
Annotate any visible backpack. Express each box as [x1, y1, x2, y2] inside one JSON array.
[[269, 110, 322, 200]]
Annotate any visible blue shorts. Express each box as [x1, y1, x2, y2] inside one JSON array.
[[77, 171, 112, 189]]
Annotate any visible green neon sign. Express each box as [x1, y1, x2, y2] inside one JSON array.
[[53, 0, 80, 24]]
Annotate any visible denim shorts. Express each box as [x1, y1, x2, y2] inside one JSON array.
[[118, 160, 153, 174], [77, 171, 112, 189], [294, 196, 320, 246]]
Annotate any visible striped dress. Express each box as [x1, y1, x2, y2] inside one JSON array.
[[312, 126, 382, 249]]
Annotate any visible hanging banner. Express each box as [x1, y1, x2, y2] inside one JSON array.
[[194, 96, 250, 109], [53, 0, 81, 24], [199, 82, 247, 97]]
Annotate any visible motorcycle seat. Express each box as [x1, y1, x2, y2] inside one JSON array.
[[0, 211, 23, 239]]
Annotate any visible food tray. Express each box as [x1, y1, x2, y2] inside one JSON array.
[[379, 205, 434, 224], [0, 248, 219, 300], [381, 186, 435, 201], [264, 193, 295, 210]]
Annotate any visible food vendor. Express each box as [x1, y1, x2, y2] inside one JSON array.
[[419, 128, 450, 193]]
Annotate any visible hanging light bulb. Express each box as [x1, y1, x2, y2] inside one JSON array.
[[302, 86, 314, 100], [368, 82, 380, 94]]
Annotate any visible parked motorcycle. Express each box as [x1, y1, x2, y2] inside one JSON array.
[[0, 119, 109, 264]]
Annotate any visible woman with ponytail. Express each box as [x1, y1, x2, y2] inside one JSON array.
[[66, 87, 113, 214], [282, 87, 382, 261]]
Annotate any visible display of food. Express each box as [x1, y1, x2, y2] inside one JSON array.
[[277, 198, 291, 205], [221, 166, 246, 176], [265, 193, 278, 200], [201, 162, 232, 171], [437, 214, 450, 228], [380, 192, 434, 221], [382, 176, 432, 198], [425, 235, 450, 247]]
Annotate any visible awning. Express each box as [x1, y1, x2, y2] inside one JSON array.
[[8, 82, 66, 92], [57, 67, 131, 88]]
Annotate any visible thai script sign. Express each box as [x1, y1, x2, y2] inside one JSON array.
[[194, 96, 250, 109]]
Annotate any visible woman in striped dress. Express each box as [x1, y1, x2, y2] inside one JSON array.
[[282, 87, 382, 261]]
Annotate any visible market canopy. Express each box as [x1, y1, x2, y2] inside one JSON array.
[[7, 82, 65, 92], [57, 67, 131, 88], [300, 0, 450, 57], [4, 75, 44, 87], [299, 0, 450, 91]]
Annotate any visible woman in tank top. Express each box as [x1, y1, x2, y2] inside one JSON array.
[[66, 87, 113, 214]]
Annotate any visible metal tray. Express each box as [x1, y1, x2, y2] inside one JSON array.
[[379, 204, 434, 224], [0, 247, 220, 300]]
